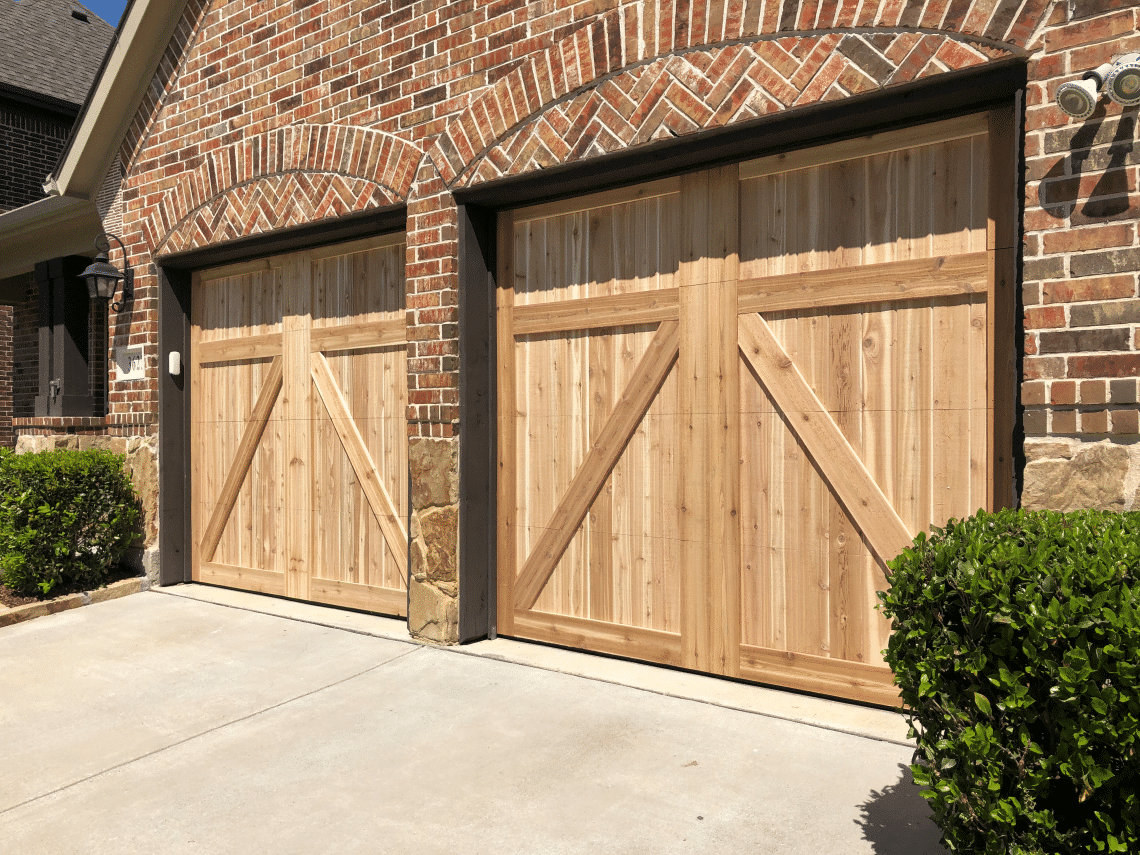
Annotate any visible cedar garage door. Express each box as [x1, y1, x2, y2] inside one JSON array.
[[191, 235, 409, 615], [496, 114, 1013, 704]]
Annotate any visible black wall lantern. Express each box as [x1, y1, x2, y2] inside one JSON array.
[[79, 232, 133, 311]]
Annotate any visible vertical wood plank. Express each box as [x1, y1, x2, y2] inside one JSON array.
[[679, 169, 709, 671], [283, 250, 312, 601], [496, 211, 518, 636], [709, 164, 741, 677], [588, 207, 615, 623]]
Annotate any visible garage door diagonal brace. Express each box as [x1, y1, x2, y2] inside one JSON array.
[[310, 352, 409, 573], [201, 357, 284, 563], [737, 314, 914, 567], [514, 319, 681, 611]]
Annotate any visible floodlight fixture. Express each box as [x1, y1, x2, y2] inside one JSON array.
[[1105, 52, 1140, 107], [1056, 61, 1114, 120]]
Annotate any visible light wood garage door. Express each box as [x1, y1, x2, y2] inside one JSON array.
[[496, 113, 1014, 704], [191, 234, 409, 615]]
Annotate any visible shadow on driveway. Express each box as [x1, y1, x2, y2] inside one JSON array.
[[857, 762, 948, 854]]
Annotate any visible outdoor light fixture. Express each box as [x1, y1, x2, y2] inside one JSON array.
[[79, 232, 133, 312], [1057, 53, 1140, 119], [1105, 52, 1140, 106], [1056, 61, 1114, 120]]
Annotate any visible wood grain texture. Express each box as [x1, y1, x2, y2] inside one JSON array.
[[514, 319, 680, 610], [738, 314, 914, 566], [737, 253, 989, 314], [512, 289, 680, 335], [193, 238, 407, 613], [199, 357, 283, 563], [499, 117, 996, 704], [740, 112, 988, 179], [311, 351, 408, 573]]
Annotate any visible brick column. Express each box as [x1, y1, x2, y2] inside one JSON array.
[[405, 154, 462, 643]]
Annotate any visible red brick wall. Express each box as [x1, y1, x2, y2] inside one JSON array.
[[1022, 3, 1140, 442], [112, 0, 1051, 444]]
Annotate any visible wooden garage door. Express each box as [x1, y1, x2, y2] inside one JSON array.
[[191, 234, 408, 615], [496, 113, 1014, 704]]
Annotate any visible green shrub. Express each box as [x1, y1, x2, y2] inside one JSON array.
[[879, 508, 1140, 855], [0, 448, 140, 596]]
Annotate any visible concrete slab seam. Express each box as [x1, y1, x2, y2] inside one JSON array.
[[0, 644, 425, 818]]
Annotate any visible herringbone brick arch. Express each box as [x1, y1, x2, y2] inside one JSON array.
[[431, 0, 1044, 187], [147, 124, 422, 256]]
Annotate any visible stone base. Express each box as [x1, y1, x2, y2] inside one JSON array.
[[1022, 438, 1140, 512]]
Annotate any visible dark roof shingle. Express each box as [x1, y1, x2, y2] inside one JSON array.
[[0, 0, 115, 108]]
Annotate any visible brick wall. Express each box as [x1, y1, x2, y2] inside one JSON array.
[[1021, 2, 1140, 511], [15, 0, 1129, 629], [0, 99, 73, 213], [12, 275, 37, 420]]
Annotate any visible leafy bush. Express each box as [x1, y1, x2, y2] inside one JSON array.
[[0, 448, 140, 596], [879, 508, 1140, 855]]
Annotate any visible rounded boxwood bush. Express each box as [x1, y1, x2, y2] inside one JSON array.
[[879, 508, 1139, 854], [0, 448, 140, 597]]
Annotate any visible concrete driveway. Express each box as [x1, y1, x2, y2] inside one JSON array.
[[0, 586, 946, 854]]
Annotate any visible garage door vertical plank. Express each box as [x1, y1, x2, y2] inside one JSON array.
[[588, 206, 615, 624], [497, 211, 518, 636], [679, 169, 710, 672], [283, 251, 312, 601], [708, 164, 741, 677]]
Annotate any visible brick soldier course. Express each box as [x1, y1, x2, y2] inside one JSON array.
[[8, 0, 1140, 653]]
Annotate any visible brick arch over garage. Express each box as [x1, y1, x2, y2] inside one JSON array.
[[430, 1, 1045, 188], [148, 124, 423, 256]]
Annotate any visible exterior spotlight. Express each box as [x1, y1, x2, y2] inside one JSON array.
[[1105, 53, 1140, 107], [1056, 61, 1113, 120], [79, 232, 133, 312]]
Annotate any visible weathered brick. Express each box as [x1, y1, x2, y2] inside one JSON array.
[[1068, 354, 1140, 378], [1110, 378, 1139, 404], [1080, 379, 1108, 405], [1043, 275, 1135, 303], [1039, 328, 1132, 354], [1070, 248, 1140, 278], [1021, 380, 1047, 406], [1023, 408, 1048, 436], [1111, 408, 1139, 435], [1081, 409, 1110, 433], [1051, 379, 1077, 405], [1041, 222, 1133, 254], [1024, 306, 1065, 329], [1024, 256, 1065, 281], [1051, 408, 1077, 434], [1070, 300, 1140, 327]]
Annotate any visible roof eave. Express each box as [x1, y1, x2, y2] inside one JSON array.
[[52, 0, 191, 201], [0, 196, 103, 278]]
